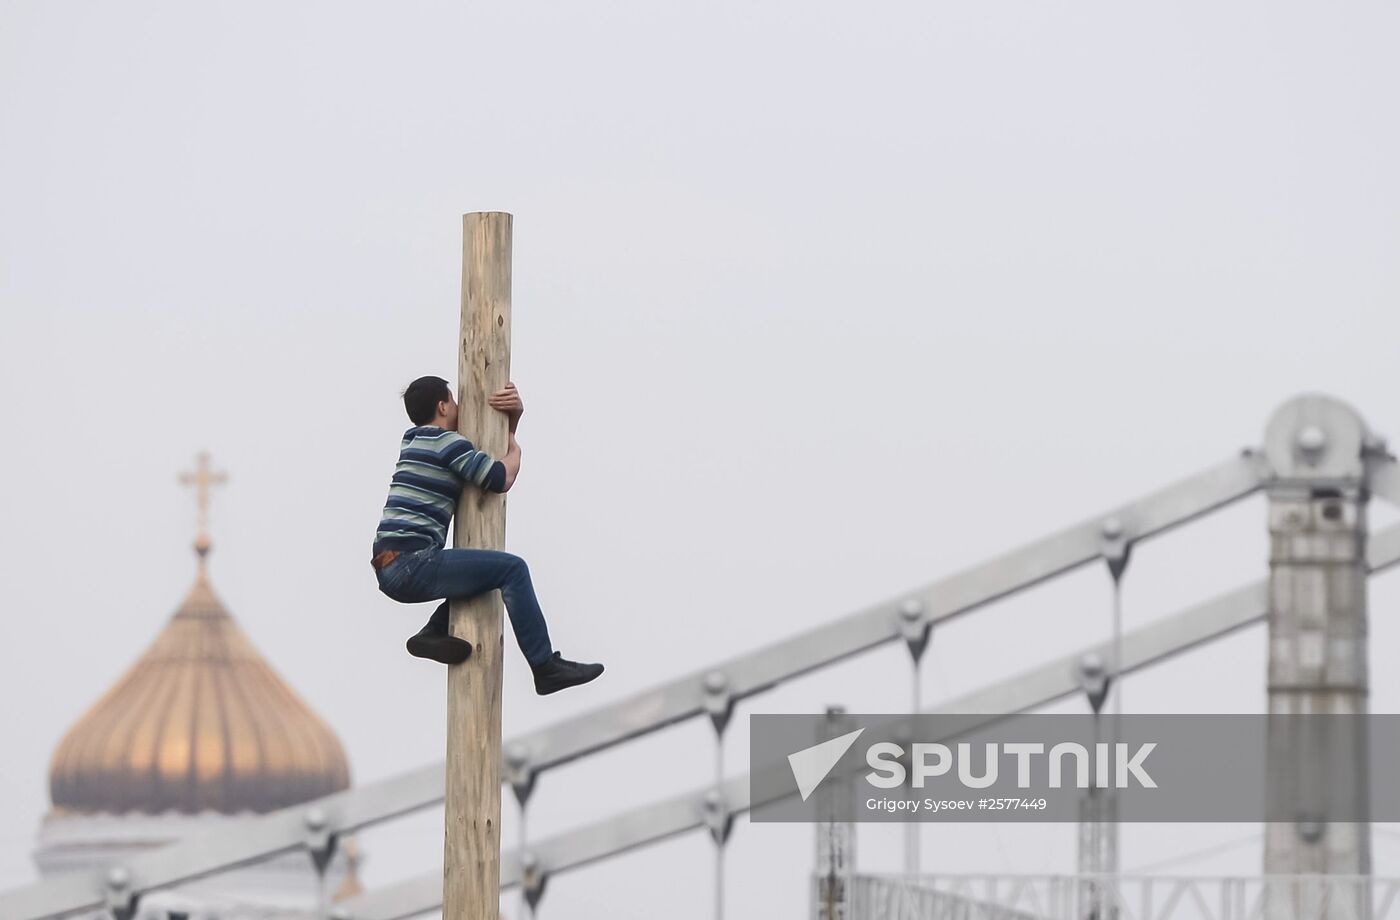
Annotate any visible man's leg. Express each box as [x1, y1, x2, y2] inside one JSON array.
[[412, 548, 555, 668], [405, 600, 469, 664], [402, 548, 602, 693]]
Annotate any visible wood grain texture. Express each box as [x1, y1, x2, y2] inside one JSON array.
[[444, 211, 511, 920]]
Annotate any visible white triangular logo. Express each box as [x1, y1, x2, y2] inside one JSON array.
[[788, 728, 865, 801]]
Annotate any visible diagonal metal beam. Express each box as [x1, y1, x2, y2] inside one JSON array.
[[1371, 459, 1400, 510], [0, 453, 1267, 920], [341, 779, 737, 920], [336, 517, 1400, 920], [508, 453, 1267, 775], [0, 765, 448, 920]]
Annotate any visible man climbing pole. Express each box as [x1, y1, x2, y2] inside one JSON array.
[[370, 374, 604, 695]]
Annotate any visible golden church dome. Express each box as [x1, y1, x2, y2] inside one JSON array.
[[48, 453, 350, 815]]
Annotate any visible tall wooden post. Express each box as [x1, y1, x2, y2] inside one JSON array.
[[445, 211, 512, 920]]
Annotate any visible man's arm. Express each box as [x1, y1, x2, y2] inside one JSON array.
[[499, 432, 521, 492], [439, 432, 502, 492], [496, 384, 523, 491], [442, 431, 520, 494], [475, 381, 525, 492]]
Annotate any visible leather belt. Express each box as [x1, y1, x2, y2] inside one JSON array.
[[370, 550, 401, 572]]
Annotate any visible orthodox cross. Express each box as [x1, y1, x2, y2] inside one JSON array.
[[178, 451, 228, 562]]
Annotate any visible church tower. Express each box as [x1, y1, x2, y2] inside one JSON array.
[[35, 453, 364, 916]]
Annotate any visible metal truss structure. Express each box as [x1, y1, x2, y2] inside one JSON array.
[[845, 874, 1400, 920], [4, 394, 1400, 920]]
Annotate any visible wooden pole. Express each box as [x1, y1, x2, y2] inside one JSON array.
[[445, 211, 512, 920]]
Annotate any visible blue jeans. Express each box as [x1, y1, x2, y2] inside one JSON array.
[[375, 546, 554, 667]]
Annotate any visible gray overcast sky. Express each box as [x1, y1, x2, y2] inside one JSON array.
[[3, 2, 1400, 918]]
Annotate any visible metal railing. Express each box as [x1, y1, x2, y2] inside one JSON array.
[[0, 452, 1274, 920], [7, 425, 1400, 920], [846, 874, 1400, 920], [339, 520, 1400, 920]]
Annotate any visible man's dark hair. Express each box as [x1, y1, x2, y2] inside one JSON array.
[[401, 375, 451, 425]]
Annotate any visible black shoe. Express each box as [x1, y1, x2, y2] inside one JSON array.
[[531, 651, 604, 695], [406, 606, 472, 665]]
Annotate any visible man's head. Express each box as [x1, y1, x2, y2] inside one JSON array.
[[401, 376, 458, 429]]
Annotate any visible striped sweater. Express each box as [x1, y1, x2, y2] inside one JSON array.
[[372, 426, 508, 554]]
